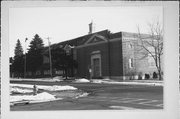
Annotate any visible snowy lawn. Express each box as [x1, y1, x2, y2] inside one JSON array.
[[10, 84, 88, 105], [10, 87, 33, 94], [10, 77, 64, 82], [10, 92, 57, 103], [10, 84, 77, 92]]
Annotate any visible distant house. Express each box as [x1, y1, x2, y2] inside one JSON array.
[[40, 22, 159, 80]]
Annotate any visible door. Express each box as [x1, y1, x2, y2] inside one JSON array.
[[93, 58, 100, 77]]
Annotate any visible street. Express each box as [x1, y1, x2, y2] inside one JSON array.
[[10, 80, 163, 111]]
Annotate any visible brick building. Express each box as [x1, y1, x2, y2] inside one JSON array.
[[41, 22, 159, 80]]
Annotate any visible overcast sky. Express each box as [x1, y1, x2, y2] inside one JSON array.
[[9, 6, 163, 57]]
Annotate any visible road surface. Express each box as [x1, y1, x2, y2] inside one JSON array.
[[10, 80, 163, 111]]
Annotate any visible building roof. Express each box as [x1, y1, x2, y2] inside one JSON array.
[[43, 29, 112, 55], [43, 30, 155, 55]]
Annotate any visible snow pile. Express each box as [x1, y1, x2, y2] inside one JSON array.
[[91, 79, 112, 84], [74, 78, 90, 83], [38, 85, 77, 91], [92, 80, 103, 83], [52, 76, 64, 82], [10, 87, 32, 94], [33, 92, 56, 101], [10, 92, 56, 102], [10, 84, 77, 91]]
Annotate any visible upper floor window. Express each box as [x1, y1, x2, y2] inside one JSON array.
[[129, 43, 133, 49], [129, 58, 133, 68]]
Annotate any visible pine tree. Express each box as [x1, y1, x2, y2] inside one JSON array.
[[14, 39, 23, 58], [28, 34, 44, 52], [27, 34, 44, 78], [12, 39, 24, 78]]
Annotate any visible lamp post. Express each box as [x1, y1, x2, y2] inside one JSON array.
[[24, 38, 28, 78]]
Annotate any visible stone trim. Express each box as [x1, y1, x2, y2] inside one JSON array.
[[75, 37, 121, 49]]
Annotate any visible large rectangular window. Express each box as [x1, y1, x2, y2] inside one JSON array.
[[129, 58, 133, 68]]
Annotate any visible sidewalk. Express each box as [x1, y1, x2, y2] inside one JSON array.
[[10, 78, 163, 86], [91, 79, 163, 86]]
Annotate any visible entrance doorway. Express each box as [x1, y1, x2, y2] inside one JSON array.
[[91, 52, 101, 78], [93, 58, 100, 77]]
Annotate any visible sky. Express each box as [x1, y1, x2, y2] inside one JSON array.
[[9, 6, 163, 57]]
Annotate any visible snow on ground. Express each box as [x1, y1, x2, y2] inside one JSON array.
[[10, 87, 33, 94], [10, 92, 56, 103], [10, 84, 77, 91], [109, 106, 140, 110], [91, 79, 163, 86], [74, 78, 90, 83], [75, 92, 89, 99], [52, 76, 64, 82], [38, 85, 77, 91], [10, 77, 63, 82]]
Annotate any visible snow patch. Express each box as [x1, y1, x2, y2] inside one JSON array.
[[92, 80, 104, 83], [75, 92, 89, 99], [10, 84, 77, 91], [74, 78, 90, 83], [38, 85, 77, 91], [10, 77, 64, 82], [109, 106, 139, 110], [10, 92, 56, 102], [52, 76, 64, 82], [10, 87, 33, 94], [91, 79, 163, 86]]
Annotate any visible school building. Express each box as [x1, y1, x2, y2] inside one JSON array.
[[41, 22, 158, 80]]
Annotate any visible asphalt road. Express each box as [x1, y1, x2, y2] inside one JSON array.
[[10, 80, 163, 111]]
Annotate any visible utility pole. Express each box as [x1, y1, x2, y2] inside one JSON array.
[[46, 37, 53, 79], [24, 38, 28, 78]]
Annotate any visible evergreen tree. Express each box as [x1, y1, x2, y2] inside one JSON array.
[[28, 34, 44, 52], [12, 39, 24, 78], [14, 39, 23, 58], [26, 34, 44, 78]]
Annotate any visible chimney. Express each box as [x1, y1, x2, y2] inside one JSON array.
[[88, 21, 95, 34]]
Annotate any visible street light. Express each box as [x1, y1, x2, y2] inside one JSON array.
[[24, 38, 28, 78]]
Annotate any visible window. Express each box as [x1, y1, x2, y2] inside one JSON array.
[[44, 70, 50, 75], [36, 71, 41, 75], [129, 58, 133, 68], [129, 43, 133, 49]]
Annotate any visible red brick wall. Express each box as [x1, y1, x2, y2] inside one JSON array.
[[76, 42, 108, 78], [76, 39, 123, 78], [109, 39, 123, 77]]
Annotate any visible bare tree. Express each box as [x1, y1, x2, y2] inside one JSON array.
[[137, 21, 163, 80]]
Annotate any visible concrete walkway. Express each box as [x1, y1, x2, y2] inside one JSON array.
[[91, 79, 163, 86], [10, 78, 163, 86]]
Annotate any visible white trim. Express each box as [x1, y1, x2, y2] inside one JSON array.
[[76, 37, 121, 49], [84, 34, 107, 45]]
